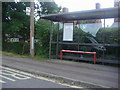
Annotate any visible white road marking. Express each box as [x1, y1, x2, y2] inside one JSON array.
[[0, 66, 34, 77], [0, 80, 6, 83], [0, 66, 83, 88], [0, 74, 16, 81], [0, 70, 31, 80]]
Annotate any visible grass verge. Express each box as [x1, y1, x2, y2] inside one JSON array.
[[2, 51, 48, 61]]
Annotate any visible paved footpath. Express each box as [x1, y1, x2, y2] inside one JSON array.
[[1, 55, 119, 88]]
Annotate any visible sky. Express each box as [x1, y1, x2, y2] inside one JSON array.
[[54, 0, 114, 12], [54, 0, 115, 27]]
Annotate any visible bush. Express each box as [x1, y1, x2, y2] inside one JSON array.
[[35, 42, 49, 57], [2, 42, 30, 55]]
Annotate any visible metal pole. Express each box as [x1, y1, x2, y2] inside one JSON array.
[[103, 18, 105, 60], [60, 50, 63, 60], [94, 53, 97, 64], [0, 2, 2, 52], [56, 22, 59, 58], [30, 0, 34, 57], [78, 21, 80, 51], [49, 21, 53, 59]]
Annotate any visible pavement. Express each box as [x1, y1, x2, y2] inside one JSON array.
[[1, 55, 119, 88]]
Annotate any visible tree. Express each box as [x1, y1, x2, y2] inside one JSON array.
[[34, 1, 61, 56], [38, 2, 61, 15], [2, 1, 61, 42], [2, 1, 61, 56], [2, 2, 30, 42]]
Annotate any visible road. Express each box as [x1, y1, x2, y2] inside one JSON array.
[[0, 65, 79, 88], [1, 55, 119, 88]]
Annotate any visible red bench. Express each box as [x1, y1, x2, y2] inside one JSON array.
[[60, 50, 97, 64]]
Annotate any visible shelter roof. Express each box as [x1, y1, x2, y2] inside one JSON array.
[[41, 7, 119, 22]]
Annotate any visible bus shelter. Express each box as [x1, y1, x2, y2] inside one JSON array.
[[41, 7, 119, 64]]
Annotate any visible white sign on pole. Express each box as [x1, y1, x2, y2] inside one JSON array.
[[32, 37, 34, 49], [26, 7, 30, 15], [63, 23, 73, 41]]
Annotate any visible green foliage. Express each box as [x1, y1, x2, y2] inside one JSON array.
[[96, 27, 120, 44], [40, 2, 61, 14], [96, 27, 120, 59], [2, 2, 30, 42], [35, 19, 50, 56], [35, 20, 58, 57], [73, 26, 93, 43], [2, 51, 47, 60], [2, 42, 30, 55], [2, 1, 61, 57], [34, 1, 61, 57], [2, 51, 29, 58], [35, 19, 50, 48]]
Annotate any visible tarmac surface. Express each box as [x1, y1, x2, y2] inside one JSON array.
[[0, 66, 74, 88], [1, 55, 119, 88]]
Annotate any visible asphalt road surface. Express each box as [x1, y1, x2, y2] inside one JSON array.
[[1, 55, 119, 88], [0, 66, 79, 88]]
